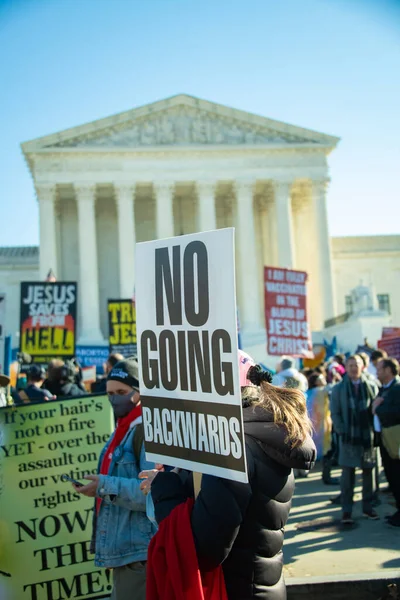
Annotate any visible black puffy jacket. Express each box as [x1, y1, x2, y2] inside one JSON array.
[[151, 404, 316, 600]]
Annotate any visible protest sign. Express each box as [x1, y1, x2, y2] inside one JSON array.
[[136, 228, 247, 483], [0, 294, 5, 373], [378, 336, 400, 361], [382, 327, 400, 340], [0, 395, 114, 600], [264, 267, 313, 357], [108, 299, 137, 357], [81, 366, 97, 391], [75, 346, 109, 374], [20, 282, 77, 363]]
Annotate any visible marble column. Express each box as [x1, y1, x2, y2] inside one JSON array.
[[197, 181, 217, 232], [115, 184, 136, 298], [75, 184, 103, 342], [235, 179, 260, 330], [311, 179, 336, 324], [36, 184, 57, 279], [154, 182, 175, 239], [273, 180, 295, 268], [266, 199, 278, 266]]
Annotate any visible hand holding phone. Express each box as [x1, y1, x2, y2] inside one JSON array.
[[61, 474, 84, 487]]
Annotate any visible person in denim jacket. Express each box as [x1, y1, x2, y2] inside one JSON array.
[[73, 357, 156, 600]]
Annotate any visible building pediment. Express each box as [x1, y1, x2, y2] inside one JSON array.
[[22, 94, 339, 153]]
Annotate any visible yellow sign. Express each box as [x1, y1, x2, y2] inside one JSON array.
[[108, 299, 137, 357], [0, 396, 114, 600], [21, 329, 75, 356], [19, 282, 77, 363]]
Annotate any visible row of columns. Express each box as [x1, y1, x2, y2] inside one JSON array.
[[36, 179, 334, 342]]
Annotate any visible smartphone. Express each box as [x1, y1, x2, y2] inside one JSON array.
[[61, 474, 84, 487]]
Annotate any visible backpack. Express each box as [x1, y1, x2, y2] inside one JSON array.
[[132, 422, 145, 467]]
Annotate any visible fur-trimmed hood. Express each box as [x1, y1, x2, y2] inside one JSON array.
[[243, 404, 316, 470]]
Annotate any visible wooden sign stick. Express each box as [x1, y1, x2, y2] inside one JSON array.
[[193, 471, 202, 499]]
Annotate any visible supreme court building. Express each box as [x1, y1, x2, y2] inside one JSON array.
[[3, 94, 398, 360]]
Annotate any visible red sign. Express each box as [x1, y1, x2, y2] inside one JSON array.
[[378, 336, 400, 361], [264, 267, 313, 357], [382, 327, 400, 339]]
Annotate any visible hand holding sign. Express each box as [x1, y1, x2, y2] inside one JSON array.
[[139, 464, 164, 495]]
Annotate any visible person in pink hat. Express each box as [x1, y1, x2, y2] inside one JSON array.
[[141, 350, 316, 600], [238, 349, 257, 386]]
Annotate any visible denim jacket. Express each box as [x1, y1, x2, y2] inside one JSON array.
[[91, 418, 157, 568]]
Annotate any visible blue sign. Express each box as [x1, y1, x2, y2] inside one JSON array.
[[75, 346, 109, 374], [11, 345, 109, 375]]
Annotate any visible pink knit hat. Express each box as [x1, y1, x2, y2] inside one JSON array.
[[238, 350, 256, 386]]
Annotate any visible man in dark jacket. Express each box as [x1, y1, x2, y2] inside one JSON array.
[[331, 355, 379, 524], [373, 357, 400, 528], [18, 365, 56, 403], [48, 361, 87, 398], [92, 353, 124, 394], [148, 402, 316, 600]]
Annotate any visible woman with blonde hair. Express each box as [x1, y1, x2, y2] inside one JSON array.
[[141, 351, 316, 600]]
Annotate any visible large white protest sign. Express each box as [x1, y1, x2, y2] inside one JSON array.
[[136, 228, 247, 483]]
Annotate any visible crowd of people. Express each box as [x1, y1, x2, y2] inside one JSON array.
[[0, 345, 399, 600], [0, 352, 126, 406], [294, 349, 400, 529]]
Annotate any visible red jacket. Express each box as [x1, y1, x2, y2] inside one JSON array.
[[146, 498, 228, 600]]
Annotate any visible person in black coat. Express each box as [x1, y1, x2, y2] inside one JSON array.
[[45, 360, 87, 398], [373, 357, 400, 527], [142, 364, 316, 600]]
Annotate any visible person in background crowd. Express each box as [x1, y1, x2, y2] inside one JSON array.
[[357, 352, 379, 384], [373, 358, 400, 528], [44, 358, 86, 397], [327, 354, 346, 384], [43, 358, 66, 396], [93, 353, 125, 393], [72, 357, 156, 600], [331, 355, 379, 524], [301, 367, 314, 383], [141, 352, 316, 600], [0, 374, 10, 407], [307, 371, 339, 485], [70, 357, 87, 393], [272, 356, 308, 392], [367, 349, 388, 379], [356, 351, 384, 503], [18, 365, 56, 403], [52, 361, 87, 398], [308, 372, 327, 389]]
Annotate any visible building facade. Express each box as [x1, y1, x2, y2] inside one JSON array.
[[332, 235, 400, 326], [18, 94, 339, 348]]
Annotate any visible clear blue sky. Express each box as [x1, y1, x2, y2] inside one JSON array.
[[1, 0, 399, 246]]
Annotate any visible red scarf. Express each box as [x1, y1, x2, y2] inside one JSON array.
[[96, 403, 142, 513], [146, 498, 228, 600]]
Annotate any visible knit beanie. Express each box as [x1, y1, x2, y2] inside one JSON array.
[[281, 356, 295, 370], [238, 350, 256, 386], [107, 357, 140, 391]]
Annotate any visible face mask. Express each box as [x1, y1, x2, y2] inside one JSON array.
[[109, 392, 134, 418]]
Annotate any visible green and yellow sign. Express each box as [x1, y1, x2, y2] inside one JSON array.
[[0, 396, 114, 600]]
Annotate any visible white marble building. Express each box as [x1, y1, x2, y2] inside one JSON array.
[[2, 94, 398, 360], [18, 94, 339, 351], [332, 235, 400, 326]]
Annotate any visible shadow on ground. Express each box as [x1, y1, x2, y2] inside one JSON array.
[[283, 465, 399, 578]]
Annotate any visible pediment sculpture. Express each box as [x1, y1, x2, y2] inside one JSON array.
[[51, 107, 314, 148]]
